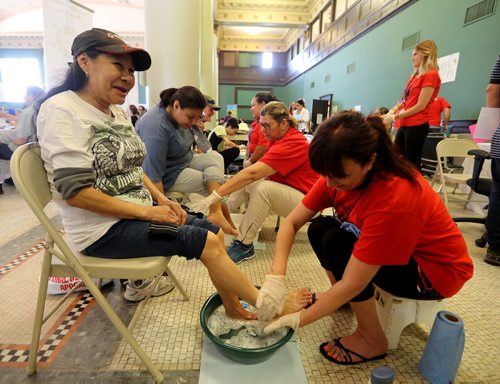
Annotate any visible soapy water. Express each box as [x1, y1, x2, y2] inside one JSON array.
[[207, 302, 289, 349]]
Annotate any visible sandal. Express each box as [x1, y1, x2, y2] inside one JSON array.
[[305, 292, 316, 308], [319, 338, 387, 365]]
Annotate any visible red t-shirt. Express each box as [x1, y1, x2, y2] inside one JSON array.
[[428, 96, 451, 126], [259, 128, 319, 194], [302, 173, 473, 298], [248, 120, 269, 156], [400, 69, 441, 127]]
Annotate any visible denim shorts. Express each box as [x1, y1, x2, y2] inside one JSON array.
[[83, 214, 220, 261]]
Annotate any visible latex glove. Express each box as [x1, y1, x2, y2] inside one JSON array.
[[189, 190, 222, 214], [256, 275, 286, 322], [382, 113, 396, 126], [243, 158, 252, 168], [264, 310, 303, 334]]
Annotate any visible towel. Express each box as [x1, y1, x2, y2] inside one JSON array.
[[418, 310, 465, 383]]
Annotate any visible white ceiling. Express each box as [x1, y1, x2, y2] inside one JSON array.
[[0, 0, 330, 52]]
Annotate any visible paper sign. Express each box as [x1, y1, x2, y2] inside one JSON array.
[[438, 52, 460, 84]]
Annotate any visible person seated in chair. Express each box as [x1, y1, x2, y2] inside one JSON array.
[[208, 117, 241, 171], [0, 86, 45, 195], [191, 101, 320, 264], [36, 28, 311, 314], [136, 86, 237, 235], [258, 111, 473, 365]]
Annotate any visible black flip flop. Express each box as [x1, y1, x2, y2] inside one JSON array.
[[319, 338, 387, 365], [305, 292, 316, 308]]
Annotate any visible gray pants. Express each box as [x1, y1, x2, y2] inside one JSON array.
[[167, 151, 225, 196]]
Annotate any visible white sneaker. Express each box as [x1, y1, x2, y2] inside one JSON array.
[[123, 275, 175, 302]]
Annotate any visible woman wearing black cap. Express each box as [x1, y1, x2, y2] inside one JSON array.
[[36, 28, 311, 316]]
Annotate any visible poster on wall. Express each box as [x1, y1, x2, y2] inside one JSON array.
[[42, 0, 94, 89], [438, 52, 460, 84], [226, 104, 238, 119]]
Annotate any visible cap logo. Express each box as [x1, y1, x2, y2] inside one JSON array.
[[107, 32, 120, 39]]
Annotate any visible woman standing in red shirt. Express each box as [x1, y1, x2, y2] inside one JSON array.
[[389, 40, 441, 170]]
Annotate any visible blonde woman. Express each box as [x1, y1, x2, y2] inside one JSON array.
[[386, 40, 441, 169]]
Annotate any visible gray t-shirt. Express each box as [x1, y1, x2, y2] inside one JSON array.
[[136, 104, 195, 189], [37, 91, 152, 250], [8, 104, 37, 152]]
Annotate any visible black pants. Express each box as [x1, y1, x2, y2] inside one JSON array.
[[395, 123, 430, 170], [307, 216, 443, 302], [0, 143, 13, 160], [220, 147, 240, 171]]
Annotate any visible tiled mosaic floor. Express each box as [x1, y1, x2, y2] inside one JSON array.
[[0, 184, 499, 383]]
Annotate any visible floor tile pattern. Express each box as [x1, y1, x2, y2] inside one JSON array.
[[0, 186, 499, 383]]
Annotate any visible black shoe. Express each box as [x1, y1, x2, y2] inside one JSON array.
[[484, 246, 500, 266], [0, 184, 3, 195], [4, 177, 14, 185]]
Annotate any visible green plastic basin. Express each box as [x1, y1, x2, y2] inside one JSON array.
[[199, 290, 294, 364]]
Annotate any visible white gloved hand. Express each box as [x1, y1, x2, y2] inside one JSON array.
[[243, 159, 252, 168], [189, 190, 222, 214], [264, 310, 303, 334], [256, 275, 286, 322]]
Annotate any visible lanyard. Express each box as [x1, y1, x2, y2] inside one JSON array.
[[333, 187, 367, 223], [402, 73, 420, 104]]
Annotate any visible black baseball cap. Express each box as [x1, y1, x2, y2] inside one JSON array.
[[71, 28, 151, 71], [204, 95, 221, 111]]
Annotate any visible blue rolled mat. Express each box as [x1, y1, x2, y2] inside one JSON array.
[[418, 310, 465, 383]]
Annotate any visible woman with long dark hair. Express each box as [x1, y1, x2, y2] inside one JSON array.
[[260, 111, 473, 365], [136, 85, 237, 235]]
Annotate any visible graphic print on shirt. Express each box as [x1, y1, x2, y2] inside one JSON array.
[[90, 121, 152, 205]]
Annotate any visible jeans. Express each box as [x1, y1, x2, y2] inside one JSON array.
[[486, 157, 500, 249], [83, 214, 220, 260]]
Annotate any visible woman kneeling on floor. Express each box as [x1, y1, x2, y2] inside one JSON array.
[[36, 28, 311, 319], [259, 111, 473, 364]]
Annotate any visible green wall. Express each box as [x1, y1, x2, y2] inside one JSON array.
[[220, 0, 499, 120], [219, 84, 277, 122]]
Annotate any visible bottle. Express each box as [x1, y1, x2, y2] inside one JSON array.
[[192, 127, 212, 153], [368, 366, 394, 384]]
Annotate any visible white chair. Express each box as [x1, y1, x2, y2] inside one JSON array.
[[435, 138, 478, 207], [10, 143, 188, 384], [374, 285, 446, 349]]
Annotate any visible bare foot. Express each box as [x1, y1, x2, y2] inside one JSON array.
[[280, 288, 312, 315], [208, 212, 239, 235], [221, 204, 237, 230], [223, 303, 257, 320], [322, 332, 388, 363]]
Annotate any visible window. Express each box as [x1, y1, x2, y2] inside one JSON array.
[[322, 4, 333, 31], [0, 58, 43, 102], [312, 18, 321, 42], [262, 52, 273, 69]]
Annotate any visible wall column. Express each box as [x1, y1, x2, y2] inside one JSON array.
[[200, 0, 216, 98], [143, 0, 201, 106]]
